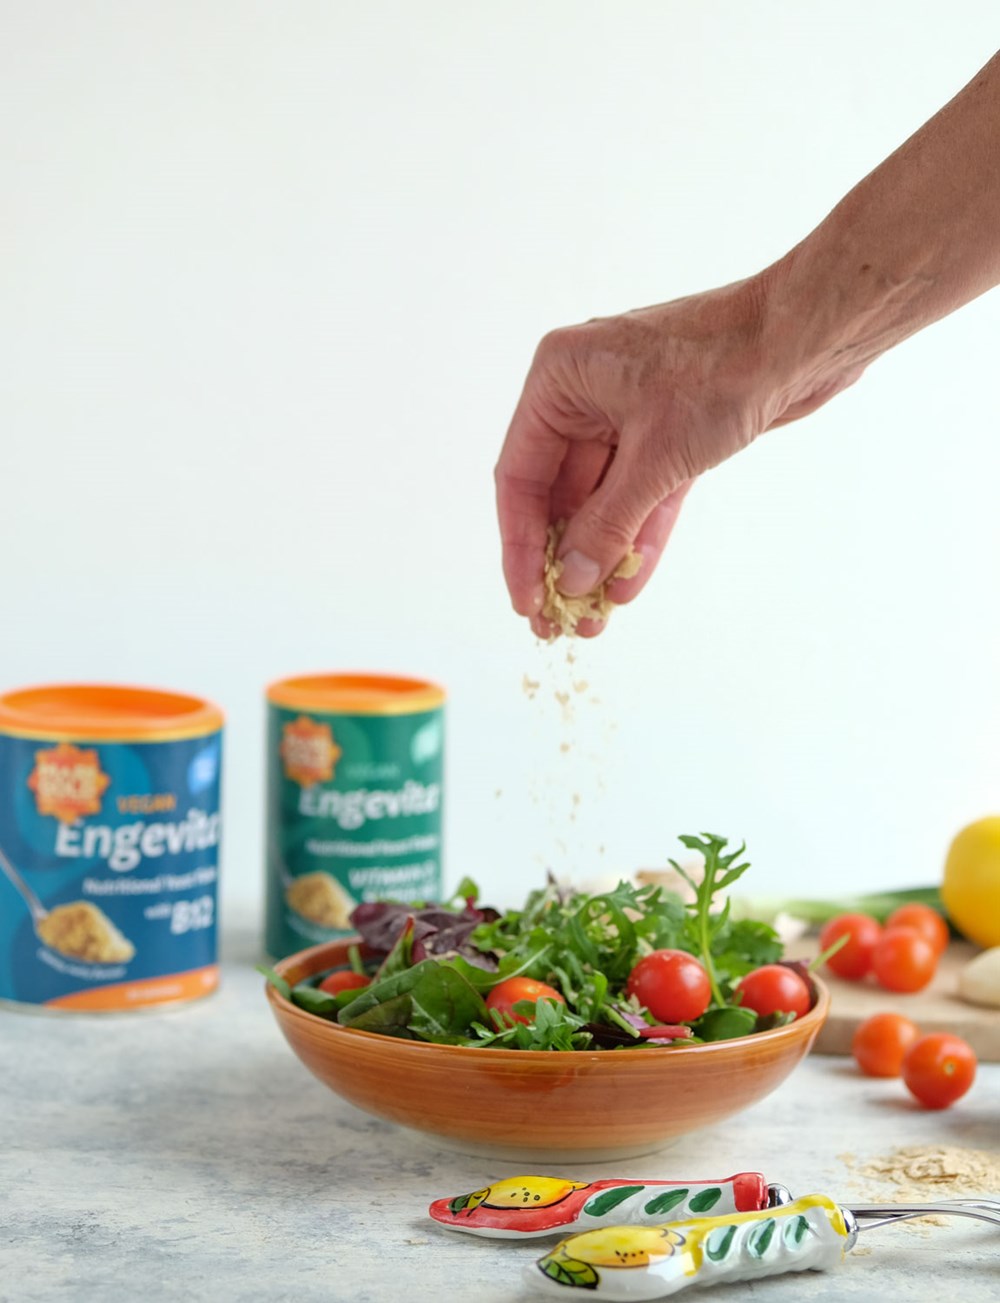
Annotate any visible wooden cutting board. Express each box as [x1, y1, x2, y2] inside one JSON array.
[[794, 939, 1000, 1062]]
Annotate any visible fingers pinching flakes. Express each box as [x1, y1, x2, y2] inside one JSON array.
[[541, 520, 642, 638]]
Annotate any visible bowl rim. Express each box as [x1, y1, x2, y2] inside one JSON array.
[[265, 936, 830, 1064]]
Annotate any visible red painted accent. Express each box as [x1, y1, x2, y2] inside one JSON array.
[[732, 1170, 770, 1212]]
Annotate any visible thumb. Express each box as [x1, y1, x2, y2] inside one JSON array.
[[555, 448, 670, 597]]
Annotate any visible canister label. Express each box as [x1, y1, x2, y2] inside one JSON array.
[[266, 704, 443, 958], [0, 732, 222, 1009]]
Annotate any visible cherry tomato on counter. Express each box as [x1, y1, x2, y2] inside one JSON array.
[[625, 950, 712, 1023], [902, 1032, 977, 1108], [885, 903, 950, 957], [818, 912, 882, 980], [486, 976, 565, 1026], [870, 927, 938, 993], [735, 964, 811, 1020], [318, 969, 372, 995], [851, 1011, 921, 1077]]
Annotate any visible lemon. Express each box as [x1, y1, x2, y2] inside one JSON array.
[[942, 817, 1000, 948]]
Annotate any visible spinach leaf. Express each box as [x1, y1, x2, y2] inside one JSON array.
[[408, 965, 488, 1044], [345, 992, 417, 1038], [691, 1005, 757, 1042]]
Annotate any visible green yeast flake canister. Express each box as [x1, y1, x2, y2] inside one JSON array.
[[265, 673, 445, 959]]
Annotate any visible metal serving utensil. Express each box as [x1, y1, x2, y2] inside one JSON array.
[[525, 1192, 1000, 1299]]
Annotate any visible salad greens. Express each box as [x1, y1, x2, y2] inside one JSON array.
[[261, 833, 801, 1051]]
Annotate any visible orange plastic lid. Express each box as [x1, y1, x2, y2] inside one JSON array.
[[266, 672, 445, 716], [0, 683, 224, 742]]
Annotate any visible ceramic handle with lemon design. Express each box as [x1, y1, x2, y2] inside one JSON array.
[[429, 1173, 775, 1238], [526, 1195, 853, 1299]]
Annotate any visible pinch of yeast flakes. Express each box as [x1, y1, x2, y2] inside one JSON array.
[[541, 520, 642, 636]]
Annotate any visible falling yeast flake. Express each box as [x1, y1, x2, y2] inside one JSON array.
[[522, 674, 540, 700]]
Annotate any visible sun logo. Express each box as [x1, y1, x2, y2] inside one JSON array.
[[27, 743, 111, 823], [280, 716, 342, 787]]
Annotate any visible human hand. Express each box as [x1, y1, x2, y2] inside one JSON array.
[[495, 274, 862, 637]]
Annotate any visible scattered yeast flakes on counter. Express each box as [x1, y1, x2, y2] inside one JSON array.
[[541, 520, 642, 637], [839, 1145, 1000, 1231]]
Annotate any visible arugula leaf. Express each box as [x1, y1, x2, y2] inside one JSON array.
[[469, 996, 591, 1050], [711, 918, 782, 988], [672, 833, 752, 1006]]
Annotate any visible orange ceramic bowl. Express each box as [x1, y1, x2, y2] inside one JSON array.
[[265, 938, 830, 1162]]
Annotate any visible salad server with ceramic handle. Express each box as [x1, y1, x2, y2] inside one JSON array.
[[524, 1194, 1000, 1298], [429, 1172, 780, 1239]]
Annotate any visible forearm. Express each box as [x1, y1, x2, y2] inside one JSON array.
[[764, 51, 1000, 410]]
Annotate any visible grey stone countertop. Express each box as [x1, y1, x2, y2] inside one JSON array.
[[2, 921, 998, 1303]]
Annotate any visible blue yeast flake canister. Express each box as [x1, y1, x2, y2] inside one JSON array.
[[0, 683, 224, 1011], [265, 673, 445, 959]]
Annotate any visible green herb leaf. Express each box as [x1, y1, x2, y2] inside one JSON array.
[[256, 964, 291, 1000]]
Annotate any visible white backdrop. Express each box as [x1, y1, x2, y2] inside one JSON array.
[[3, 2, 999, 917]]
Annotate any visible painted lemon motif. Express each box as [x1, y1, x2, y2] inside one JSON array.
[[555, 1224, 687, 1268], [481, 1176, 589, 1209], [942, 817, 1000, 948]]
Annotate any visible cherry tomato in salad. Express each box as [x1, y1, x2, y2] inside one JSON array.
[[902, 1032, 977, 1108], [817, 912, 882, 980], [486, 976, 565, 1026], [870, 927, 937, 993], [851, 1011, 921, 1077], [885, 903, 950, 957], [735, 964, 811, 1020], [318, 970, 371, 995], [625, 950, 712, 1023]]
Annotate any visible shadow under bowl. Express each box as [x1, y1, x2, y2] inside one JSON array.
[[265, 938, 829, 1163]]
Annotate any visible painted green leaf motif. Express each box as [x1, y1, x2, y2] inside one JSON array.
[[747, 1218, 777, 1258], [448, 1190, 485, 1215], [688, 1187, 722, 1214], [539, 1256, 599, 1289], [783, 1214, 813, 1249], [583, 1185, 646, 1218], [705, 1224, 737, 1262], [643, 1188, 690, 1217]]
